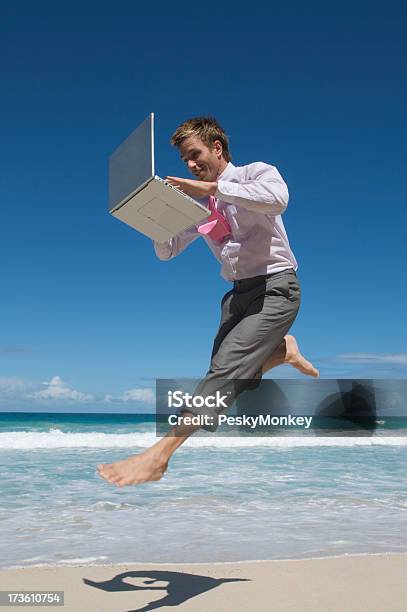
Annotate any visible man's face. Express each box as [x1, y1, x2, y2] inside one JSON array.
[[178, 136, 223, 182]]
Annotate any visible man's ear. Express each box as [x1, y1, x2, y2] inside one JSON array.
[[213, 139, 223, 159]]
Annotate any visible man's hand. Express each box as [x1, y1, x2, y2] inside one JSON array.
[[165, 176, 218, 199]]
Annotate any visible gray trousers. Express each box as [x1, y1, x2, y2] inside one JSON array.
[[182, 268, 301, 432]]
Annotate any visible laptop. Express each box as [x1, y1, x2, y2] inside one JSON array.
[[108, 113, 211, 241]]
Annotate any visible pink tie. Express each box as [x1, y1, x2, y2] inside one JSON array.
[[197, 196, 232, 241]]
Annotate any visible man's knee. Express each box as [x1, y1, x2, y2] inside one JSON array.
[[207, 353, 263, 385]]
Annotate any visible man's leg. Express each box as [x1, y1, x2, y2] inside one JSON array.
[[211, 277, 318, 381], [262, 335, 319, 377], [97, 273, 316, 485], [97, 285, 242, 487], [184, 272, 303, 431]]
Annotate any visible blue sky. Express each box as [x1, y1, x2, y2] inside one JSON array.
[[1, 1, 406, 412]]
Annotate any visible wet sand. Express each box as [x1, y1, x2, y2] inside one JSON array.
[[1, 553, 406, 611]]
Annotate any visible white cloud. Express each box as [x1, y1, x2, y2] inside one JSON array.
[[104, 387, 155, 404], [28, 376, 93, 402], [121, 388, 155, 403], [0, 375, 154, 406], [338, 353, 407, 366], [0, 377, 29, 396]]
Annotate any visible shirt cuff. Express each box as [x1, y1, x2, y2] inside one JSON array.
[[215, 180, 239, 204], [153, 239, 173, 260]]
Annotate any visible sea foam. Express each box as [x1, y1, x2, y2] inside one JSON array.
[[1, 429, 407, 449]]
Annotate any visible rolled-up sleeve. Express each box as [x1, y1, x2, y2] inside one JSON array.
[[215, 162, 289, 215], [153, 224, 201, 261]]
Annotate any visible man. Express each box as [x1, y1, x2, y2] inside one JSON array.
[[98, 116, 318, 487]]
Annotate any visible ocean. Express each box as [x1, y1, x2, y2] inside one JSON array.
[[1, 412, 407, 570]]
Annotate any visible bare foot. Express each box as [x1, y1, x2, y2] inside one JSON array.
[[262, 335, 319, 377], [284, 335, 319, 377], [97, 450, 169, 487]]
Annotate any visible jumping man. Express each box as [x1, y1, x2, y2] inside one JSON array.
[[98, 116, 319, 487]]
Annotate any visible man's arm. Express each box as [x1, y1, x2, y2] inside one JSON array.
[[166, 162, 289, 216], [215, 162, 289, 215], [153, 224, 201, 260]]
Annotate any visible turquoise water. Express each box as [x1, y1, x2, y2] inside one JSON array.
[[1, 412, 407, 569]]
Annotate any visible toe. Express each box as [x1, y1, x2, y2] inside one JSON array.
[[105, 470, 116, 480], [102, 465, 115, 476]]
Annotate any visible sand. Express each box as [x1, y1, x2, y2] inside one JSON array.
[[1, 553, 407, 611]]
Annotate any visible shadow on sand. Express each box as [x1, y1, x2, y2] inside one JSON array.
[[83, 569, 249, 611]]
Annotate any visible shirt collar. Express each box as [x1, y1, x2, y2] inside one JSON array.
[[217, 161, 235, 182]]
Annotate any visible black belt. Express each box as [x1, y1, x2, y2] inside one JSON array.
[[233, 268, 296, 289]]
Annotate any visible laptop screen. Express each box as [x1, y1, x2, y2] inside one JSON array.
[[108, 113, 154, 212]]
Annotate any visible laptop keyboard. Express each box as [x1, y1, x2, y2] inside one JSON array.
[[156, 176, 206, 206]]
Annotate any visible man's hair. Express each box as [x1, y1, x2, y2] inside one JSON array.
[[170, 116, 232, 162]]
